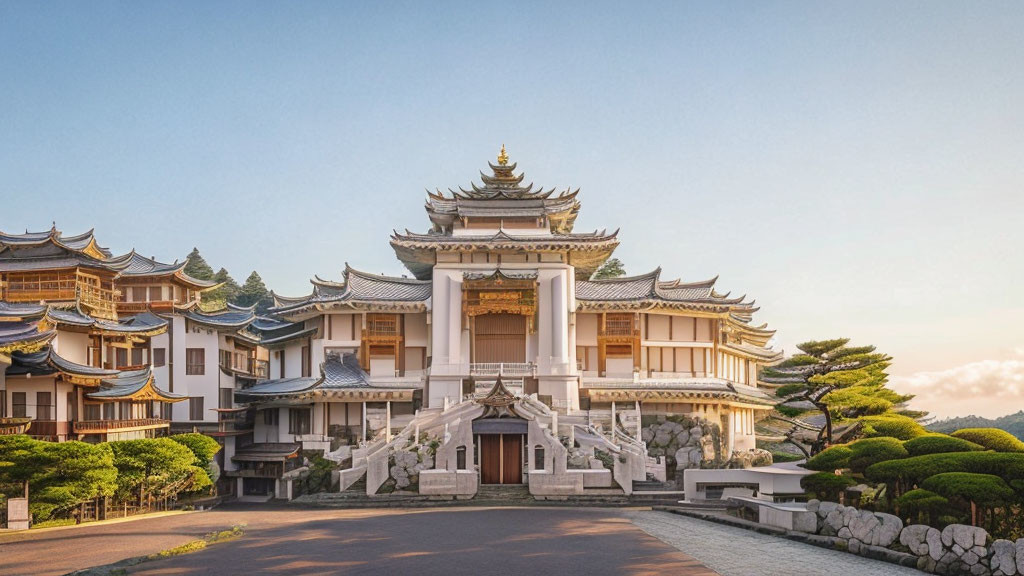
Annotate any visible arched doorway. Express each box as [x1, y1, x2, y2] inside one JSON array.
[[473, 417, 527, 485]]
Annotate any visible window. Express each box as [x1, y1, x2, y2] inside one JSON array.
[[456, 446, 467, 470], [115, 348, 128, 368], [534, 446, 545, 471], [149, 286, 162, 301], [263, 409, 279, 426], [102, 402, 115, 420], [186, 348, 205, 375], [280, 350, 286, 378], [220, 350, 232, 370], [130, 347, 144, 366], [84, 404, 100, 421], [189, 397, 205, 420], [36, 392, 52, 420], [12, 392, 26, 418], [153, 348, 166, 367], [288, 408, 311, 435], [132, 286, 147, 302], [301, 346, 311, 377], [220, 388, 233, 409]]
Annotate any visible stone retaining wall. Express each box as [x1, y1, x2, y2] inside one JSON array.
[[806, 500, 1024, 576]]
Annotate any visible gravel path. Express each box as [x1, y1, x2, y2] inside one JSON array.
[[628, 510, 924, 576]]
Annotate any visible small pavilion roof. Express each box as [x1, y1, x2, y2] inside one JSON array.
[[580, 377, 777, 407], [0, 320, 56, 356], [84, 367, 186, 402], [575, 268, 753, 312], [46, 306, 169, 336], [0, 227, 123, 270], [185, 303, 257, 330], [268, 265, 431, 316], [232, 443, 301, 463], [0, 302, 47, 320], [116, 252, 220, 289], [235, 353, 415, 404]]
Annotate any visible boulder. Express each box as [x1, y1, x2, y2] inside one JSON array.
[[874, 513, 903, 548], [944, 524, 989, 551], [900, 524, 932, 556], [990, 539, 1016, 576], [928, 528, 944, 561], [1016, 538, 1024, 575]]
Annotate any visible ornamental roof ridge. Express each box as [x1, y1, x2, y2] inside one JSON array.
[[343, 262, 431, 285]]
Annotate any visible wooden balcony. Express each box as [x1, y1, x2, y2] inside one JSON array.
[[28, 420, 70, 439], [117, 300, 177, 314], [73, 418, 170, 434]]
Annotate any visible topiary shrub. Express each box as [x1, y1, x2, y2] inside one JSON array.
[[847, 437, 908, 473], [860, 414, 928, 440], [864, 451, 1024, 487], [775, 405, 805, 418], [921, 472, 1015, 507], [802, 472, 857, 501], [903, 434, 984, 457], [897, 488, 949, 524], [950, 428, 1024, 453], [804, 445, 853, 471], [774, 384, 806, 397]]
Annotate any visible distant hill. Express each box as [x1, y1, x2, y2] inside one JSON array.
[[927, 411, 1024, 440]]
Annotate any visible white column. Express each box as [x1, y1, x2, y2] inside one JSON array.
[[610, 401, 616, 442], [635, 400, 642, 441], [361, 401, 367, 443], [550, 271, 568, 366], [448, 276, 462, 368], [385, 401, 392, 442]]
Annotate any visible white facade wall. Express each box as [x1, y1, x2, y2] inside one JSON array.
[[52, 331, 90, 365], [172, 322, 219, 423]]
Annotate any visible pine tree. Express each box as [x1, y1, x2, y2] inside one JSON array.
[[210, 268, 240, 303], [234, 271, 273, 312], [761, 338, 914, 456], [183, 248, 215, 281], [592, 258, 626, 279]]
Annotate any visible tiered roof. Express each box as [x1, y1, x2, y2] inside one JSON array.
[[392, 150, 619, 280], [424, 151, 581, 233], [576, 268, 781, 363], [269, 264, 431, 319], [0, 319, 56, 357], [581, 377, 777, 408], [8, 347, 184, 402], [0, 227, 130, 274], [46, 306, 169, 337], [185, 302, 258, 330], [118, 252, 220, 291], [235, 352, 415, 403]]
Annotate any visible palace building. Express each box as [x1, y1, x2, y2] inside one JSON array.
[[0, 148, 782, 500]]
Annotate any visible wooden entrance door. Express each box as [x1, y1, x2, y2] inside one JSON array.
[[478, 433, 523, 485], [474, 314, 526, 363]]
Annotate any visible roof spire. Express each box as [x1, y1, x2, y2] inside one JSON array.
[[497, 144, 509, 166]]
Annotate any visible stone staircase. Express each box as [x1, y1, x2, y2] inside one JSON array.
[[629, 479, 686, 505]]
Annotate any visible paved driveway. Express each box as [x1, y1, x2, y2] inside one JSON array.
[[0, 506, 716, 576], [629, 510, 924, 576]]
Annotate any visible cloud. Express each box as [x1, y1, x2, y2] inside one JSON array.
[[890, 355, 1024, 419]]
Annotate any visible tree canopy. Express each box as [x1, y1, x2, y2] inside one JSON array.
[[761, 338, 913, 455], [183, 247, 215, 280], [235, 271, 274, 312], [592, 258, 626, 279]]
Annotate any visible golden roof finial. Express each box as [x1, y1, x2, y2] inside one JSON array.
[[497, 143, 509, 166]]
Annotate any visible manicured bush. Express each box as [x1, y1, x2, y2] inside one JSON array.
[[950, 428, 1024, 453], [775, 405, 806, 418], [802, 472, 857, 501], [897, 489, 949, 524], [847, 437, 908, 473], [922, 472, 1015, 508], [864, 451, 1024, 486], [804, 445, 853, 471], [110, 438, 211, 501], [860, 414, 928, 440], [171, 433, 222, 469], [903, 434, 985, 457]]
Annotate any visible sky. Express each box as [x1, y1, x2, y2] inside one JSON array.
[[1, 2, 1022, 419]]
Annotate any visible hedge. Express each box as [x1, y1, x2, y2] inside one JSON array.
[[860, 414, 928, 440], [950, 428, 1024, 453], [903, 434, 985, 457], [921, 472, 1016, 507], [804, 445, 853, 471], [847, 437, 908, 473], [897, 488, 949, 520], [802, 472, 857, 501], [864, 451, 1024, 486]]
